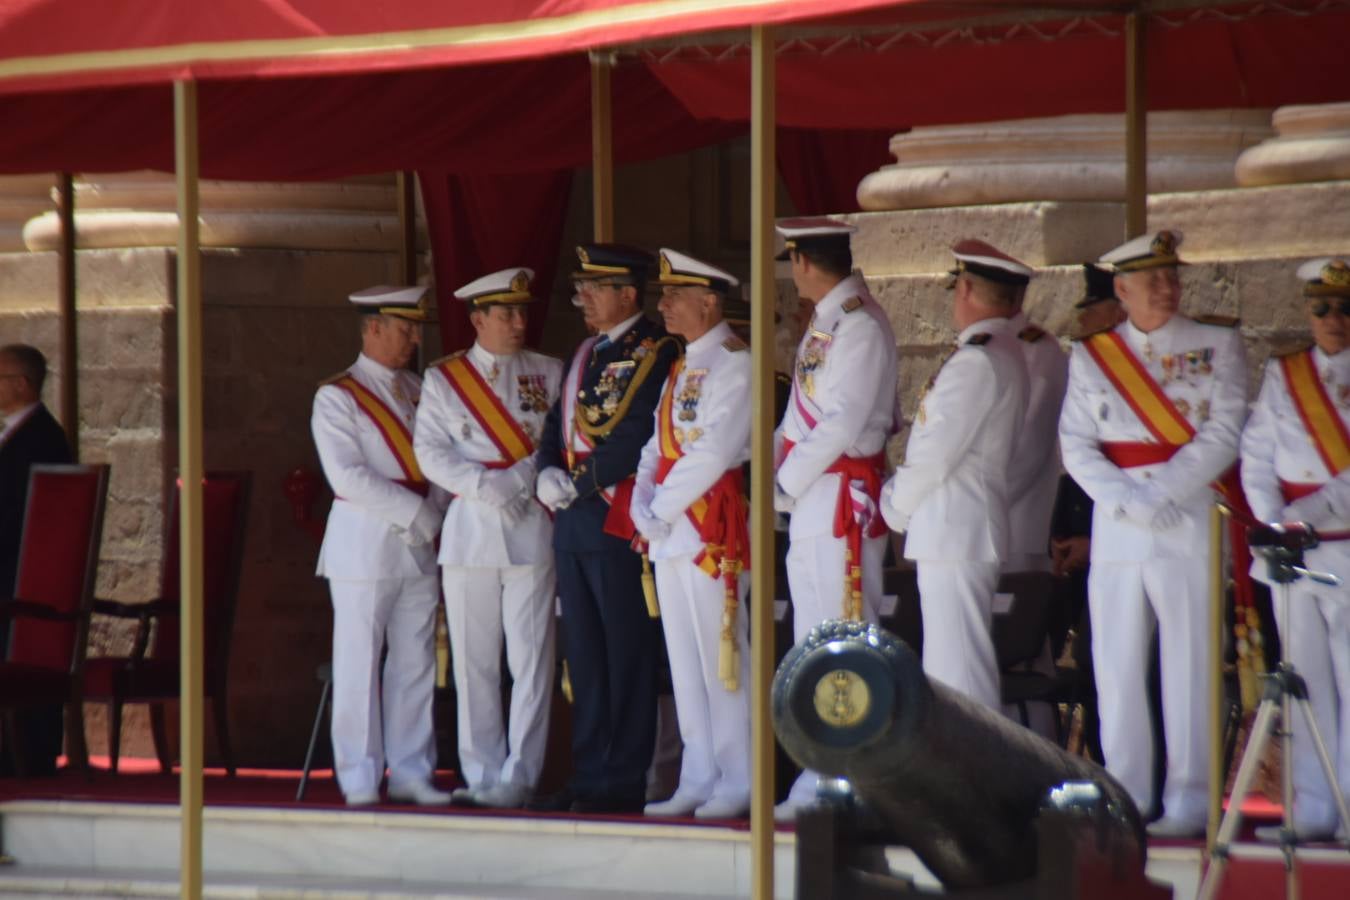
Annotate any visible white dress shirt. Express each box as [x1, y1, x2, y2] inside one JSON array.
[[634, 320, 751, 562], [882, 316, 1028, 562], [415, 342, 563, 567], [1059, 315, 1247, 562], [776, 272, 898, 540]]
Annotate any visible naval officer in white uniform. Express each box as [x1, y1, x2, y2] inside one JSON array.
[[1059, 229, 1247, 838], [881, 241, 1029, 711], [1241, 257, 1350, 843], [632, 249, 752, 820], [773, 217, 898, 818], [311, 285, 451, 806], [414, 268, 563, 810]]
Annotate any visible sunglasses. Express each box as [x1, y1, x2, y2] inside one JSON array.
[[1310, 298, 1350, 318]]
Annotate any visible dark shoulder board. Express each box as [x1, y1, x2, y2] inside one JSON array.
[[722, 335, 748, 352], [1273, 342, 1314, 359], [1018, 325, 1047, 343], [965, 332, 993, 346], [841, 296, 864, 313], [775, 371, 791, 386], [1071, 322, 1116, 342], [1191, 314, 1240, 328], [426, 350, 466, 368], [318, 370, 350, 387]]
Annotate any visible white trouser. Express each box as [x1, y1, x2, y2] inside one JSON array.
[[442, 564, 556, 790], [654, 553, 750, 806], [785, 532, 884, 805], [1089, 557, 1212, 823], [917, 560, 1002, 710], [1274, 579, 1350, 831], [328, 576, 439, 797]]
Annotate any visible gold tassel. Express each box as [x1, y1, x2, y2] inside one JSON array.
[[1235, 605, 1266, 713], [718, 558, 741, 691], [561, 659, 574, 705], [641, 552, 660, 619]]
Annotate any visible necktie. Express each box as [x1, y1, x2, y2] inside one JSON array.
[[594, 334, 612, 353]]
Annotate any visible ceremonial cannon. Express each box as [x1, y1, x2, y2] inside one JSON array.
[[772, 620, 1168, 899]]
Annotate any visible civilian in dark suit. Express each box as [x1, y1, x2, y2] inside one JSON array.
[[0, 344, 74, 775], [530, 244, 680, 813]]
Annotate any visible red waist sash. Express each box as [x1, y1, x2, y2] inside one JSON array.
[[1280, 480, 1320, 503]]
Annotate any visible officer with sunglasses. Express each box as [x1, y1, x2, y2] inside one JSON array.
[[1240, 257, 1350, 843]]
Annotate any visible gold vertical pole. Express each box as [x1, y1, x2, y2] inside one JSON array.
[[56, 172, 78, 456], [396, 171, 417, 287], [590, 50, 615, 243], [1207, 503, 1225, 852], [1124, 10, 1148, 238], [175, 78, 205, 900], [749, 24, 776, 900]]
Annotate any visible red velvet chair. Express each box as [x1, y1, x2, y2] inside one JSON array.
[[0, 463, 110, 775], [84, 471, 251, 775]]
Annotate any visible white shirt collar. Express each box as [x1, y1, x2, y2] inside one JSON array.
[[605, 311, 644, 344], [354, 352, 400, 383], [1123, 314, 1179, 348], [811, 272, 866, 322], [684, 320, 733, 359], [0, 401, 40, 447], [470, 341, 513, 370]]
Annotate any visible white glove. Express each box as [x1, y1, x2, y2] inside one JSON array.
[[1117, 486, 1163, 527], [1283, 492, 1330, 527], [403, 499, 443, 546], [773, 480, 797, 514], [1150, 500, 1185, 532], [536, 466, 578, 512], [478, 459, 533, 508], [633, 504, 671, 543]]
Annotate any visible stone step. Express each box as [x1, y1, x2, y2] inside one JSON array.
[[0, 800, 798, 899]]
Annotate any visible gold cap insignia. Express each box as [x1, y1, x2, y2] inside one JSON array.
[[576, 246, 590, 264], [1322, 260, 1350, 289], [659, 252, 673, 277], [1152, 230, 1177, 257], [510, 270, 530, 293]]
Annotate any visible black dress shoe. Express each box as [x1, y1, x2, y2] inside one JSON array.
[[525, 787, 576, 812], [571, 792, 646, 814]]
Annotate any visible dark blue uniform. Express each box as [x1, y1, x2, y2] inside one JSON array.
[[537, 315, 679, 808]]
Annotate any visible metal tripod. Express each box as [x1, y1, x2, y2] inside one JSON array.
[[1198, 524, 1350, 900]]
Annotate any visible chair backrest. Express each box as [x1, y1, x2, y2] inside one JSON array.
[[991, 571, 1056, 668], [150, 472, 252, 683], [7, 464, 110, 673]]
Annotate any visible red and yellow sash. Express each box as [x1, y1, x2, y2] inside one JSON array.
[[438, 355, 534, 465], [655, 360, 750, 581], [330, 374, 424, 485], [1280, 348, 1350, 478], [1083, 331, 1195, 445]]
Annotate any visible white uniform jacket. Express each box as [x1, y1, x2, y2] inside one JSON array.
[[776, 272, 898, 540], [634, 321, 751, 562], [1059, 316, 1247, 563], [415, 343, 563, 568], [1241, 347, 1350, 579], [1005, 311, 1069, 562], [312, 353, 447, 580], [882, 318, 1028, 562]]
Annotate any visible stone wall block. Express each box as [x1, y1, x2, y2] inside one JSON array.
[[0, 252, 58, 311], [78, 368, 165, 431], [846, 202, 1126, 276], [1149, 182, 1350, 261]]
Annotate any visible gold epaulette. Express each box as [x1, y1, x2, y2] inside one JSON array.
[[722, 335, 748, 352], [318, 370, 351, 387], [427, 349, 467, 368], [1273, 342, 1314, 359], [965, 333, 993, 346], [1018, 325, 1047, 343], [1071, 323, 1116, 342], [842, 296, 864, 313], [1192, 314, 1240, 328]]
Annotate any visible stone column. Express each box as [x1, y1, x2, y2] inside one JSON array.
[[0, 174, 56, 252], [22, 171, 421, 251], [1235, 102, 1350, 187], [856, 109, 1273, 211]]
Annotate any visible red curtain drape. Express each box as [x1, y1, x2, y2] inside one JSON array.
[[419, 169, 575, 353], [776, 127, 898, 215]]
